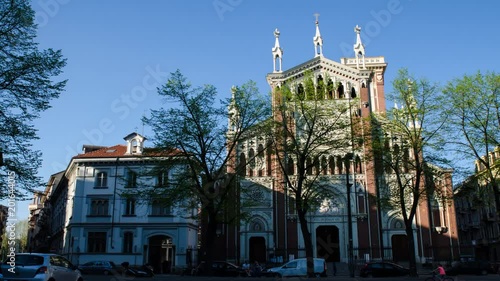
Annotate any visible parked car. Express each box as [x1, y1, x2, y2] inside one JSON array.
[[78, 260, 118, 275], [359, 261, 410, 278], [446, 260, 495, 276], [263, 258, 327, 277], [210, 261, 245, 277], [0, 253, 83, 281], [120, 262, 154, 277]]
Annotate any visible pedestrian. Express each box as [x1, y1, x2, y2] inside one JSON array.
[[242, 260, 251, 276], [252, 261, 262, 277], [433, 263, 446, 279], [332, 261, 337, 276]]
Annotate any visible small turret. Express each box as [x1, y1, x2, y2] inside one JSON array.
[[272, 28, 283, 73], [313, 13, 323, 57], [124, 132, 146, 155], [353, 25, 366, 69]]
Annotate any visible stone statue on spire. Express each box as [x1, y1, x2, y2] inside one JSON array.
[[272, 28, 283, 73], [353, 25, 366, 69]]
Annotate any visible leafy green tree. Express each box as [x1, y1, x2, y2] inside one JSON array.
[[142, 70, 270, 267], [269, 73, 352, 277], [442, 72, 500, 214], [372, 69, 450, 276], [0, 0, 67, 197]]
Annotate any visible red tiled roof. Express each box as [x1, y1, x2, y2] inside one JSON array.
[[74, 145, 184, 159]]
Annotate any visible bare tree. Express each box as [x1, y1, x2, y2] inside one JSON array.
[[140, 70, 270, 269], [372, 68, 450, 276]]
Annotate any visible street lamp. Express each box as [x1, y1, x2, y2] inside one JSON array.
[[345, 153, 354, 278], [346, 82, 356, 278]]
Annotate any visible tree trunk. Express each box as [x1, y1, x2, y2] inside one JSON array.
[[298, 209, 315, 277], [405, 223, 418, 277], [201, 208, 218, 275]]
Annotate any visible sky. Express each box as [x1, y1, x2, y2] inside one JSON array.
[[12, 0, 500, 220]]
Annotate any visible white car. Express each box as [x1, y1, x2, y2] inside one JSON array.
[[0, 253, 83, 281], [265, 258, 327, 277]]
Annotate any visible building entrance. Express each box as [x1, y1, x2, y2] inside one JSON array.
[[316, 225, 340, 262], [249, 236, 266, 263], [391, 234, 410, 261], [148, 235, 175, 274]]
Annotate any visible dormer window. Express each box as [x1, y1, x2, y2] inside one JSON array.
[[124, 133, 146, 155], [131, 140, 138, 154]]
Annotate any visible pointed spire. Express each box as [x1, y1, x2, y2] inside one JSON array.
[[313, 13, 323, 57], [228, 86, 240, 133], [353, 25, 366, 69], [272, 28, 283, 73]]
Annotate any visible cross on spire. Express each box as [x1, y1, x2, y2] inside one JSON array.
[[314, 13, 320, 24]]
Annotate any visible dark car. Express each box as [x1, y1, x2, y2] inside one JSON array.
[[446, 261, 495, 276], [211, 261, 245, 277], [359, 261, 410, 278], [78, 260, 118, 275]]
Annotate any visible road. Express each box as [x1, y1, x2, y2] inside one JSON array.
[[81, 274, 500, 281]]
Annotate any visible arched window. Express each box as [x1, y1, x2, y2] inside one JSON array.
[[385, 138, 392, 173], [306, 157, 313, 175], [266, 141, 273, 176], [314, 156, 320, 175], [257, 144, 265, 177], [131, 139, 138, 153], [287, 157, 295, 175], [316, 75, 324, 99], [321, 156, 328, 175], [248, 148, 255, 177], [336, 156, 343, 174], [90, 199, 109, 216], [327, 79, 334, 99], [355, 156, 362, 174], [329, 156, 335, 174], [238, 153, 246, 176], [297, 84, 305, 100], [403, 147, 410, 173], [338, 83, 345, 99], [351, 87, 357, 98]]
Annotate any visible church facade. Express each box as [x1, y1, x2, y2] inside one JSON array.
[[216, 20, 459, 266]]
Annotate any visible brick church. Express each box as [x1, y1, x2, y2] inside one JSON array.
[[209, 18, 459, 267]]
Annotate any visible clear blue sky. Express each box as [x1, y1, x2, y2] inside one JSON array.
[[15, 0, 499, 219]]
